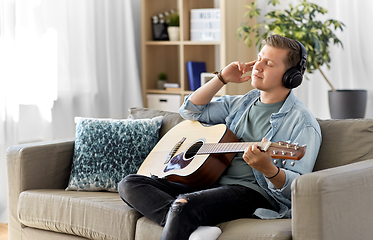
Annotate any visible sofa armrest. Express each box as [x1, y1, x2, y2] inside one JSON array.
[[291, 159, 373, 240], [6, 139, 75, 240]]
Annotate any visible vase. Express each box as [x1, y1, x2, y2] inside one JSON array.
[[167, 27, 180, 41], [328, 89, 367, 119]]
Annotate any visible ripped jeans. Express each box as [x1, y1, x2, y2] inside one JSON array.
[[118, 174, 276, 240]]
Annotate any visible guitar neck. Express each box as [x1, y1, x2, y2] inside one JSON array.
[[198, 142, 271, 155]]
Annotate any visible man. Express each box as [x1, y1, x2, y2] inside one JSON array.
[[118, 35, 321, 240]]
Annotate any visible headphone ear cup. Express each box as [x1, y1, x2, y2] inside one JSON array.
[[283, 67, 303, 89]]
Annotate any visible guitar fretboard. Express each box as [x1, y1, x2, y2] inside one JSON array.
[[198, 142, 271, 155]]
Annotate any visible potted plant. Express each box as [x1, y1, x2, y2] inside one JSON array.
[[237, 0, 367, 119], [157, 72, 167, 89], [166, 12, 180, 41]]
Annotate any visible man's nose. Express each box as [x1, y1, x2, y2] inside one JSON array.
[[254, 60, 263, 72]]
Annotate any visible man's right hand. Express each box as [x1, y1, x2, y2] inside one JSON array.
[[221, 60, 256, 84], [188, 60, 257, 105]]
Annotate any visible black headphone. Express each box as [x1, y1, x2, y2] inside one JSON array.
[[282, 41, 307, 89]]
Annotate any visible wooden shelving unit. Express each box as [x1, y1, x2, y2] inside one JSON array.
[[141, 0, 256, 109]]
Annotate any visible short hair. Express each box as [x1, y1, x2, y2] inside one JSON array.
[[262, 35, 301, 70]]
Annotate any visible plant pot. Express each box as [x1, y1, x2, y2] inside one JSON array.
[[328, 89, 367, 119], [157, 79, 167, 89], [167, 26, 180, 41]]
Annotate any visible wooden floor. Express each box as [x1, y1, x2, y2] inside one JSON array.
[[0, 223, 8, 240]]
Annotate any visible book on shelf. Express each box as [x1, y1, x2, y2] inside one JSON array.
[[186, 61, 206, 91], [164, 83, 180, 88]]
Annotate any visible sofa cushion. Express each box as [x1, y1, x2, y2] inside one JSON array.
[[22, 227, 88, 240], [128, 107, 184, 138], [18, 189, 141, 240], [134, 217, 163, 240], [134, 217, 291, 240], [217, 219, 291, 240], [314, 118, 373, 171], [66, 116, 163, 192]]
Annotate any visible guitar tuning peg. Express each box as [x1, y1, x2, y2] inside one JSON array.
[[282, 160, 287, 165], [286, 140, 291, 144], [273, 159, 278, 164], [291, 161, 295, 166]]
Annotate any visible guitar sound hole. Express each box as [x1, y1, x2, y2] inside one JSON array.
[[184, 140, 204, 160]]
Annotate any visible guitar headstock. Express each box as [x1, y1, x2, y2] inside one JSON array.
[[268, 141, 306, 161]]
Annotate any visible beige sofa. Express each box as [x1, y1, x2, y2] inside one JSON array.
[[7, 107, 373, 240]]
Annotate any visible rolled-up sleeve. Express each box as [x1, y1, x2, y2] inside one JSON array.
[[179, 94, 232, 124], [267, 125, 322, 201]]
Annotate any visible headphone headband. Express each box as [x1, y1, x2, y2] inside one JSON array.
[[282, 41, 307, 89], [296, 40, 307, 75]]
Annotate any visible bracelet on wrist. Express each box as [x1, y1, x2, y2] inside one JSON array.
[[266, 166, 280, 179], [213, 70, 227, 85]]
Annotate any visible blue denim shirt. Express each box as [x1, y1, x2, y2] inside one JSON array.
[[179, 89, 322, 219]]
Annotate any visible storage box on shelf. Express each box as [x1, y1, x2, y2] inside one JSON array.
[[146, 94, 181, 112], [141, 0, 257, 111], [190, 8, 221, 41]]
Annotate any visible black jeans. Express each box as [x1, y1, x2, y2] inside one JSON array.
[[118, 174, 276, 240]]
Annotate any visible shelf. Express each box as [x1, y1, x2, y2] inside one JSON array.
[[145, 41, 181, 45], [147, 89, 182, 94], [183, 41, 220, 45], [145, 41, 221, 46], [146, 89, 194, 96], [141, 0, 257, 111]]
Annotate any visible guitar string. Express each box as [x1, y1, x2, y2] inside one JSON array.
[[198, 142, 262, 154]]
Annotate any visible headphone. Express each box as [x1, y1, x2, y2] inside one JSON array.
[[282, 41, 307, 89]]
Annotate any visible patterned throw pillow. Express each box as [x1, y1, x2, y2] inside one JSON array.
[[66, 116, 163, 192]]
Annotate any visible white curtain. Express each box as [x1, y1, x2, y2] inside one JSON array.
[[258, 0, 373, 119], [0, 0, 142, 223]]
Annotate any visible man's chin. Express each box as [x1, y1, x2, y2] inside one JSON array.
[[250, 79, 262, 89]]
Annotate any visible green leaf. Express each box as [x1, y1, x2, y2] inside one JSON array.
[[268, 0, 280, 6], [237, 0, 346, 84]]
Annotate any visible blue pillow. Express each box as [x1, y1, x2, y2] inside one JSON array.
[[66, 116, 163, 192]]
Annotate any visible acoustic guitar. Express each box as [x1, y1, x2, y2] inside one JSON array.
[[137, 120, 305, 188]]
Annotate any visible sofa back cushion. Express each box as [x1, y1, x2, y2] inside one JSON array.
[[128, 107, 185, 138], [314, 118, 373, 171], [128, 109, 373, 173]]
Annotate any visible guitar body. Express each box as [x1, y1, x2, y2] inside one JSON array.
[[137, 120, 239, 188], [137, 120, 306, 188]]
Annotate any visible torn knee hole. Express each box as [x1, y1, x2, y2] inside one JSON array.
[[175, 198, 188, 204], [171, 198, 188, 211]]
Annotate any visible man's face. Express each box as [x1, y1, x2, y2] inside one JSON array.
[[251, 45, 288, 92]]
